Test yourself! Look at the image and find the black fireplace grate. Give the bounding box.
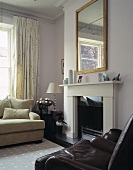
[82,126,103,136]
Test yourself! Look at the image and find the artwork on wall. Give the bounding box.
[61,59,64,74]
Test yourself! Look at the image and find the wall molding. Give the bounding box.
[56,0,79,10]
[0,1,78,24]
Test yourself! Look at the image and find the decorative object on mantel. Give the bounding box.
[63,78,68,84]
[36,98,54,114]
[68,70,73,84]
[112,73,120,81]
[73,70,77,83]
[78,75,83,83]
[46,82,62,111]
[98,73,103,82]
[103,73,110,81]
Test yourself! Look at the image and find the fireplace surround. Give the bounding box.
[61,81,123,138]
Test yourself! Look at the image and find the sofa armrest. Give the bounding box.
[29,112,40,120]
[90,137,116,153]
[103,129,122,143]
[45,156,102,170]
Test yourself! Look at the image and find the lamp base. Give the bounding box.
[53,94,56,111]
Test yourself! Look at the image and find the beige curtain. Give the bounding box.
[11,16,40,104]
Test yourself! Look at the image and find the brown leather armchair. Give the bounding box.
[35,114,133,170]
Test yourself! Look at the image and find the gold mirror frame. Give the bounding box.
[76,0,107,74]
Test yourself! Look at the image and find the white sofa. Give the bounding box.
[0,96,45,147]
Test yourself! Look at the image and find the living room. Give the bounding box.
[0,0,133,169]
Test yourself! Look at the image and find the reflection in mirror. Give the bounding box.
[76,0,107,74]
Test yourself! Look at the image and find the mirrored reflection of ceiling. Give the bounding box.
[0,0,78,21]
[78,0,103,26]
[78,0,103,37]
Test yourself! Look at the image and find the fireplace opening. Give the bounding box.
[78,96,103,139]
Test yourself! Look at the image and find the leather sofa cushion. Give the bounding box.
[35,139,112,170]
[65,139,112,170]
[0,119,44,134]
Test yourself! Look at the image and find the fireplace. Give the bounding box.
[77,96,103,138]
[61,81,122,138]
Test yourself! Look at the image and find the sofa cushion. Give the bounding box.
[2,108,29,119]
[0,119,45,134]
[0,96,11,118]
[35,139,112,170]
[8,96,33,109]
[29,112,40,120]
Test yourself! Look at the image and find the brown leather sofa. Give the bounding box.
[35,114,133,170]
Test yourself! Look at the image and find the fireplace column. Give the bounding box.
[67,96,78,138]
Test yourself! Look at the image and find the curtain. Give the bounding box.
[11,16,40,104]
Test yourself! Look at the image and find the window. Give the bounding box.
[0,23,12,99]
[78,38,103,70]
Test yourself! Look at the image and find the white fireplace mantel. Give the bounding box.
[60,81,123,138]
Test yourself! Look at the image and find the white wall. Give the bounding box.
[39,19,64,111]
[64,0,133,130]
[54,19,64,111]
[39,21,56,101]
[108,0,133,128]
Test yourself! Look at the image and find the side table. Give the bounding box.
[39,113,53,139]
[39,111,63,140]
[50,110,63,135]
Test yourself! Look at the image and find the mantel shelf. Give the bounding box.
[59,81,123,87]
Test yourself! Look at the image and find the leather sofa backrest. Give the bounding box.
[103,129,122,143]
[108,114,133,170]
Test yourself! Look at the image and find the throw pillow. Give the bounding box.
[8,96,34,109]
[0,96,11,118]
[2,108,30,119]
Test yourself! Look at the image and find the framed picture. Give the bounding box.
[78,75,83,83]
[61,59,64,74]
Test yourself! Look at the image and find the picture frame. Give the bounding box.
[61,59,64,74]
[78,75,83,83]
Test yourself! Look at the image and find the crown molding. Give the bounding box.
[0,0,78,24]
[0,2,56,24]
[55,0,79,10]
[54,14,64,24]
[55,0,66,8]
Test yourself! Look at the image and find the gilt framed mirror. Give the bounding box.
[76,0,107,74]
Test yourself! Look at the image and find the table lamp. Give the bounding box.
[46,82,62,111]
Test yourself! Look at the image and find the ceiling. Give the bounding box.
[0,0,78,21]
